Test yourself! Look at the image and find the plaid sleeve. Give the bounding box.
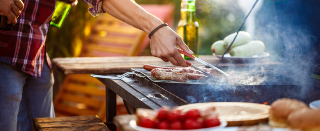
[82,0,105,16]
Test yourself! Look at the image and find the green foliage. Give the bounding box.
[136,0,245,55]
[196,1,245,55]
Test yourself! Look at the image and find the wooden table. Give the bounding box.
[52,55,281,131]
[52,55,280,75]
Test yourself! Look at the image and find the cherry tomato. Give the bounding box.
[167,111,179,122]
[195,118,204,129]
[185,109,201,119]
[204,117,221,127]
[178,111,187,121]
[140,118,156,128]
[171,109,186,121]
[184,118,195,129]
[156,121,169,129]
[184,118,203,129]
[157,107,170,120]
[170,120,183,130]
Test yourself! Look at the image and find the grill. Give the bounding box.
[93,66,320,130]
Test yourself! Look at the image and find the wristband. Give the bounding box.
[148,23,168,39]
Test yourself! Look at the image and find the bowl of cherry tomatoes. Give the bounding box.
[131,106,227,131]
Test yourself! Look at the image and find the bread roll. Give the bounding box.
[288,108,320,131]
[229,41,265,57]
[269,98,308,128]
[211,40,226,55]
[223,31,251,49]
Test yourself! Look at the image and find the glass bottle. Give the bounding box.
[0,16,13,31]
[184,0,199,59]
[177,0,188,41]
[178,0,199,59]
[50,0,71,28]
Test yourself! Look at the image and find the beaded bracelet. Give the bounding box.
[148,23,168,39]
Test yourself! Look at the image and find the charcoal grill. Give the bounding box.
[93,66,320,131]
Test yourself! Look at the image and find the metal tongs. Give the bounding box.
[178,49,229,77]
[183,61,216,79]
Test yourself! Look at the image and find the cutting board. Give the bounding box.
[176,102,270,126]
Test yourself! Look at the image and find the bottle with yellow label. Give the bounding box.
[177,0,199,59]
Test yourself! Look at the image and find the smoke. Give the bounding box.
[220,0,316,92]
[237,0,263,39]
[183,0,318,103]
[273,27,315,87]
[253,1,316,95]
[186,96,197,103]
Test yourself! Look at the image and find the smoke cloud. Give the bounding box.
[183,0,319,104]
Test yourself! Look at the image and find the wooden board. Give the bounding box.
[176,102,270,126]
[34,115,110,131]
[52,55,281,75]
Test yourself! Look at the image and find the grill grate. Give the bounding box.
[129,68,320,105]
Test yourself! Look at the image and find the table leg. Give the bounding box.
[105,87,117,131]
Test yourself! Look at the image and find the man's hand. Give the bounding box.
[150,26,194,67]
[100,0,193,67]
[0,0,24,24]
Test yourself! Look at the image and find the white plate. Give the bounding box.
[129,119,227,131]
[215,52,269,61]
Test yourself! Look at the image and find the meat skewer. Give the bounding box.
[143,64,174,71]
[146,64,211,81]
[151,68,189,82]
[144,64,239,84]
[145,64,222,76]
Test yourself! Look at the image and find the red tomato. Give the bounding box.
[170,120,183,130]
[167,111,179,122]
[170,109,186,121]
[185,109,201,119]
[156,121,169,129]
[195,118,204,129]
[204,117,221,127]
[140,118,156,128]
[184,118,195,129]
[157,107,170,120]
[178,111,187,121]
[154,119,160,125]
[184,118,203,129]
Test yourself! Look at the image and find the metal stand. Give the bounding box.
[123,100,136,114]
[93,73,188,131]
[104,88,117,131]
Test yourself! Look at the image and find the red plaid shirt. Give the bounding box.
[0,0,103,78]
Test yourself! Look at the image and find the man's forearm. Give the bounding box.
[101,0,193,67]
[102,0,163,34]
